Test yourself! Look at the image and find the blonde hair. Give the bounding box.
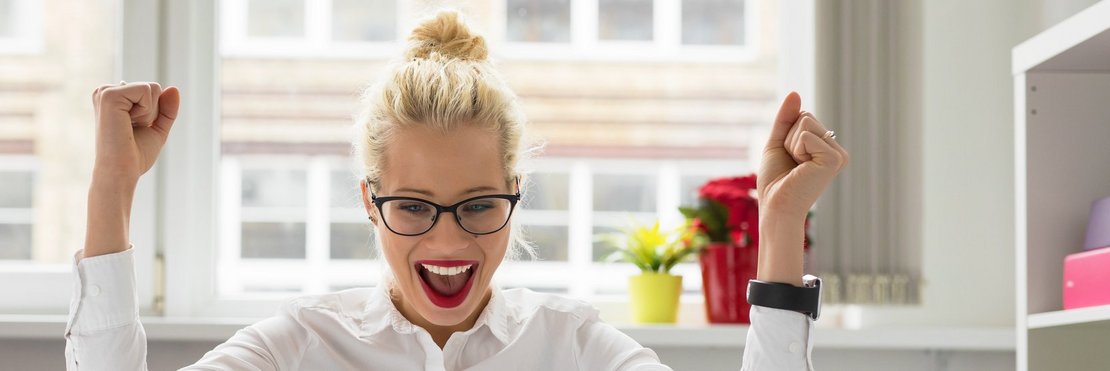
[351,9,541,261]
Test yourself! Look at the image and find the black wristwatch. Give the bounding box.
[746,274,822,320]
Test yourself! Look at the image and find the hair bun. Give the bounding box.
[406,10,488,61]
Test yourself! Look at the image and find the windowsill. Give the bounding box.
[0,314,1014,351]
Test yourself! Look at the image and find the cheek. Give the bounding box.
[378,234,414,277]
[479,229,511,268]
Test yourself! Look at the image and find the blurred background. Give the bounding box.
[1,0,1107,370]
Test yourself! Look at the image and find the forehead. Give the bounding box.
[379,125,507,197]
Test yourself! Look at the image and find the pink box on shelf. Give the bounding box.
[1063,246,1110,310]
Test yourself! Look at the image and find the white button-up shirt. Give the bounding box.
[64,246,815,370]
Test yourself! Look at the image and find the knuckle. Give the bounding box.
[92,85,111,101]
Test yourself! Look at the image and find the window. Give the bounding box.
[682,0,746,45]
[0,0,42,54]
[505,0,571,43]
[598,0,653,41]
[502,159,744,298]
[221,0,402,57]
[332,0,397,42]
[246,0,305,38]
[157,0,786,318]
[0,0,118,313]
[218,155,383,296]
[0,163,35,260]
[499,0,755,61]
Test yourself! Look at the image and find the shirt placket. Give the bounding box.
[416,330,447,371]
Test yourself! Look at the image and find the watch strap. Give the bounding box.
[746,276,821,320]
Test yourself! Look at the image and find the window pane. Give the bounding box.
[682,0,745,45]
[0,0,114,265]
[248,0,304,38]
[241,168,306,207]
[0,0,14,37]
[241,222,306,258]
[521,172,568,210]
[331,170,361,208]
[0,224,31,259]
[522,225,568,261]
[221,0,373,296]
[506,0,570,43]
[679,174,713,209]
[330,222,373,259]
[0,170,33,207]
[593,174,656,212]
[598,0,653,41]
[592,225,620,262]
[332,0,396,41]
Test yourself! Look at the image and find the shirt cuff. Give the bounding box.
[66,244,140,335]
[744,305,816,371]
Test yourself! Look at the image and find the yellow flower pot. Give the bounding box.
[629,272,683,324]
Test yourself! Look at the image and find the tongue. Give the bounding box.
[422,268,472,296]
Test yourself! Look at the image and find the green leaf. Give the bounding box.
[678,206,699,220]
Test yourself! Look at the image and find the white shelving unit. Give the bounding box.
[1014,1,1110,370]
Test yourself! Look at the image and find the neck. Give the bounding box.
[389,282,493,349]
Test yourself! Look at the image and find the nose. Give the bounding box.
[423,211,471,252]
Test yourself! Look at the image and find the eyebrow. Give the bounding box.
[394,185,502,198]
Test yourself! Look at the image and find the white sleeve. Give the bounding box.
[64,245,148,371]
[740,305,816,371]
[64,246,310,371]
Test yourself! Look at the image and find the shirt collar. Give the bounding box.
[359,279,513,345]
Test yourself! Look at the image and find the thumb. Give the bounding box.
[152,86,180,135]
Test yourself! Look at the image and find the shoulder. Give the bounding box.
[278,287,377,324]
[499,287,601,323]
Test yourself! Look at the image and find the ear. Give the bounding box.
[360,178,379,226]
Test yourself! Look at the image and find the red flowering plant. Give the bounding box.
[678,174,813,250]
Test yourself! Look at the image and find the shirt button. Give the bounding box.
[88,285,102,297]
[788,342,802,354]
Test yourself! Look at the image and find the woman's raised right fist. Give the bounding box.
[91,81,181,185]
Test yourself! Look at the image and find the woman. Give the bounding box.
[65,10,847,371]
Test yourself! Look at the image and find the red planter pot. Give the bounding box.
[700,242,759,324]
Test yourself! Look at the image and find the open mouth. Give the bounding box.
[414,260,479,308]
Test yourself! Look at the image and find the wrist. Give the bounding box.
[90,173,138,196]
[757,210,807,286]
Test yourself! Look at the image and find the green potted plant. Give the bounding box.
[598,219,704,324]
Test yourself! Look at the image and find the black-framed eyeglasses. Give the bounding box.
[368,176,521,236]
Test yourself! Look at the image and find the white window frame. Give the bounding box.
[0,0,43,54]
[496,157,750,299]
[158,0,815,319]
[219,0,407,59]
[493,0,759,62]
[217,154,384,297]
[0,156,65,313]
[0,0,157,314]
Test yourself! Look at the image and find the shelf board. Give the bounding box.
[1012,0,1110,74]
[1028,304,1110,329]
[621,324,1014,350]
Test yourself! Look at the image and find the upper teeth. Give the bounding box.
[422,264,473,276]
